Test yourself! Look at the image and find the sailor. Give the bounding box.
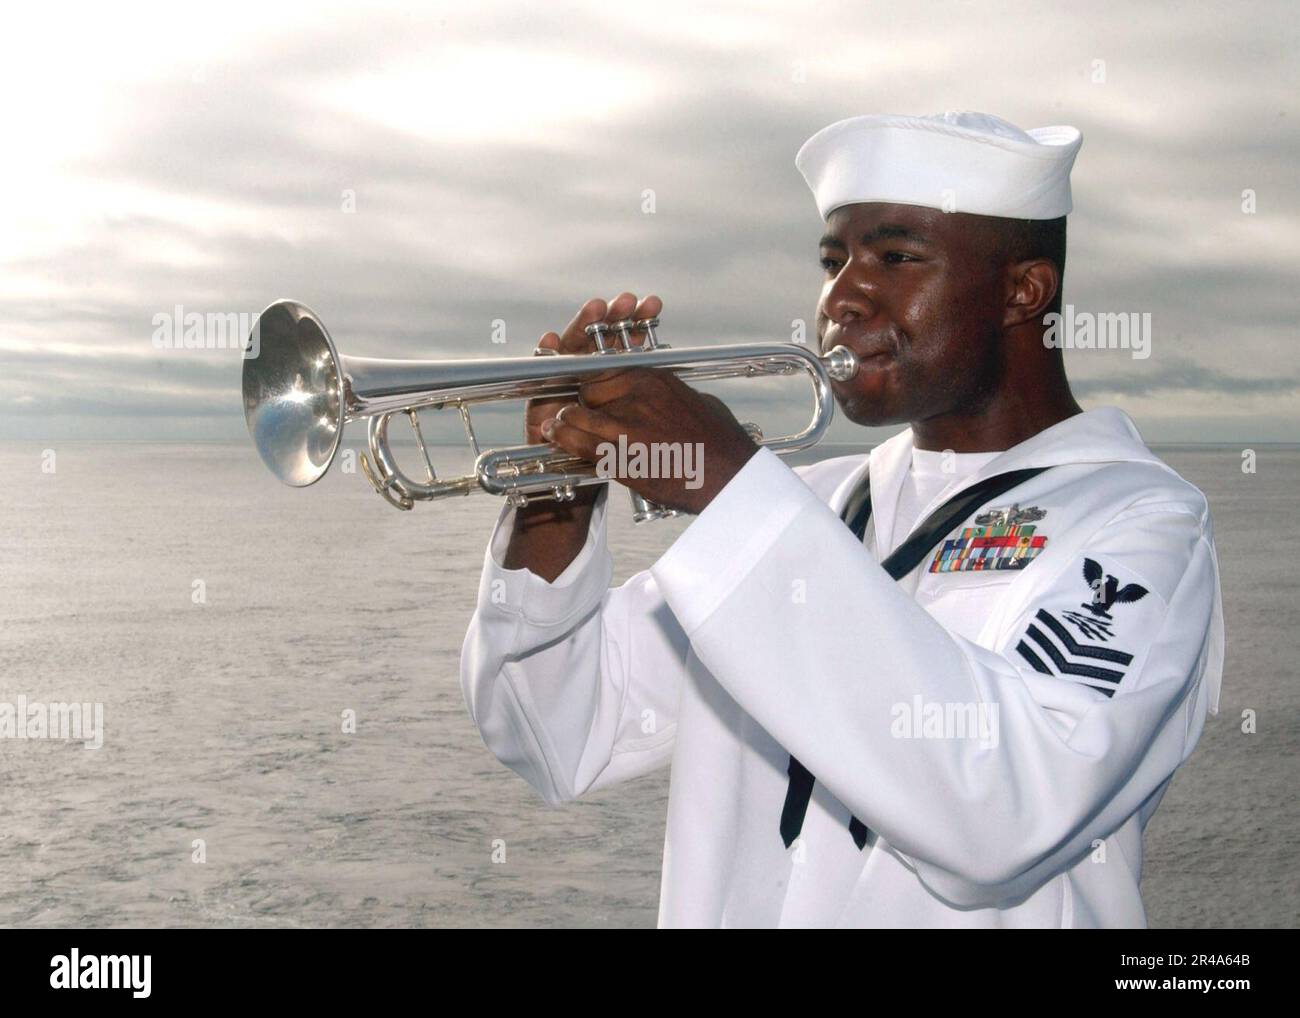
[459,111,1225,928]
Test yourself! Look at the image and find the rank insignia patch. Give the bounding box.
[929,523,1048,573]
[1012,557,1152,698]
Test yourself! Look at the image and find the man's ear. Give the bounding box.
[1003,258,1060,328]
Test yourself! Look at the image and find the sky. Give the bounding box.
[0,0,1296,448]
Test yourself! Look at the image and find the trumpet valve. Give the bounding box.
[584,321,616,353]
[611,319,638,350]
[633,316,661,350]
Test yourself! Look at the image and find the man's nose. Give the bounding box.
[822,266,878,325]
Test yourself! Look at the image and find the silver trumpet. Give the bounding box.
[241,299,859,521]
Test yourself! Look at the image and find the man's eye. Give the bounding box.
[884,251,918,264]
[819,257,842,273]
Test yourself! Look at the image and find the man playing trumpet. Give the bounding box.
[460,112,1224,928]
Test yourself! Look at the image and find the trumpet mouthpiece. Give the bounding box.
[822,345,859,382]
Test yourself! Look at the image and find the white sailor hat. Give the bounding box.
[795,111,1083,221]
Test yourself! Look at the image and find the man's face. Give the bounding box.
[816,202,1009,428]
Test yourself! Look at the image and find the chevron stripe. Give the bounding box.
[1035,610,1134,665]
[1016,640,1052,674]
[1025,624,1126,684]
[1017,635,1117,697]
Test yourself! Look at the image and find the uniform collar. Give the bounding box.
[830,407,1165,556]
[967,406,1162,474]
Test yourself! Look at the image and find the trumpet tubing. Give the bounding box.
[242,299,858,519]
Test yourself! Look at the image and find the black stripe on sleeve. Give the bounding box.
[1025,625,1127,684]
[1016,640,1053,674]
[1035,610,1134,665]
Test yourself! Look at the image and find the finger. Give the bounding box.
[547,402,622,442]
[567,291,646,383]
[540,407,618,463]
[604,291,638,327]
[630,294,663,348]
[692,389,730,411]
[558,298,609,354]
[594,291,646,352]
[577,365,656,408]
[580,360,698,406]
[534,330,561,355]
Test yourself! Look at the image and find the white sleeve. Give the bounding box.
[459,485,690,805]
[650,447,1223,907]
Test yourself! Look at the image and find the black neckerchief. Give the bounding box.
[779,464,1052,851]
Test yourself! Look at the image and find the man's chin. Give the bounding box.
[838,396,910,429]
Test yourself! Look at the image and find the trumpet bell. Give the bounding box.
[242,300,345,487]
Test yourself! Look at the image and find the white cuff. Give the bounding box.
[480,484,615,628]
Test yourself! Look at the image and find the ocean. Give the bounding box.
[0,441,1295,927]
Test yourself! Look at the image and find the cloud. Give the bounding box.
[1071,355,1299,398]
[1,0,1297,442]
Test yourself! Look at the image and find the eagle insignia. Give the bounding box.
[1080,557,1148,619]
[1013,557,1151,699]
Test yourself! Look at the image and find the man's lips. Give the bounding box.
[822,326,897,362]
[855,350,895,368]
[822,334,897,374]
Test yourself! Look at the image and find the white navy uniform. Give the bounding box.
[459,406,1225,927]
